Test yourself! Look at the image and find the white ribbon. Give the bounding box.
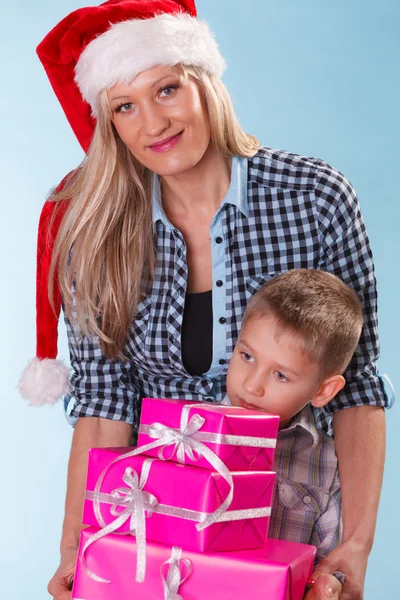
[86,489,272,523]
[148,413,206,463]
[142,412,234,530]
[82,459,157,584]
[160,547,192,600]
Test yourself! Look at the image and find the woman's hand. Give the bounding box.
[305,573,342,600]
[47,546,77,600]
[308,539,368,599]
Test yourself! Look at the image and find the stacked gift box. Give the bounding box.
[72,398,316,599]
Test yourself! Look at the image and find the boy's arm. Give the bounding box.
[311,405,386,600]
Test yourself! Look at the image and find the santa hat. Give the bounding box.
[35,0,225,152]
[18,196,70,406]
[19,0,226,406]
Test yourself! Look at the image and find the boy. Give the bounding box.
[224,269,364,597]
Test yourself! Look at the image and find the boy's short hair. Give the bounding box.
[242,269,363,378]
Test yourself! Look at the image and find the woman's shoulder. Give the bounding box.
[249,146,355,196]
[248,146,358,210]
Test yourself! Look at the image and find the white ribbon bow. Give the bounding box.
[161,547,192,600]
[148,413,206,463]
[83,459,157,583]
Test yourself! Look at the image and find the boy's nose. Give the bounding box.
[243,372,265,398]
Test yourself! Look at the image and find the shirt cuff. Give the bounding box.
[63,394,135,427]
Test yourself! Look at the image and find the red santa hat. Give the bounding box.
[35,0,225,152]
[18,0,226,405]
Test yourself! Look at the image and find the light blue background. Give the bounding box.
[1,1,398,598]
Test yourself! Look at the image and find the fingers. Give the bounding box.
[47,547,77,600]
[47,574,73,600]
[306,573,342,600]
[56,592,72,600]
[312,567,363,600]
[336,578,363,600]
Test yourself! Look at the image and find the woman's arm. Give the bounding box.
[48,416,132,599]
[61,416,133,550]
[335,406,385,553]
[307,408,385,600]
[310,162,391,599]
[312,406,385,600]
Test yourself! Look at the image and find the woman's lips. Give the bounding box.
[148,131,184,153]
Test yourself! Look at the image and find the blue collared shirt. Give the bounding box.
[152,156,249,378]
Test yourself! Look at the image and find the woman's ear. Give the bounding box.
[310,375,346,408]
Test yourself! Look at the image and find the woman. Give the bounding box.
[20,1,388,599]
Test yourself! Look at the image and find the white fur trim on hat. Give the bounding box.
[18,357,70,406]
[75,13,226,116]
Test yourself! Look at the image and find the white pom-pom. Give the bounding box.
[18,357,70,406]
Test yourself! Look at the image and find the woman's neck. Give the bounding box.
[160,144,232,220]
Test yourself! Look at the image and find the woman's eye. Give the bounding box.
[274,371,288,382]
[240,352,255,363]
[114,102,135,114]
[159,85,178,98]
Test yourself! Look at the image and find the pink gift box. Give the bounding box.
[72,527,316,600]
[83,447,275,552]
[137,397,280,471]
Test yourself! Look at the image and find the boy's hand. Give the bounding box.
[305,573,342,600]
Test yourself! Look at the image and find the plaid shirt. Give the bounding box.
[65,147,390,435]
[269,404,341,565]
[221,397,340,565]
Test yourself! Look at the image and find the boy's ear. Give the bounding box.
[310,375,346,408]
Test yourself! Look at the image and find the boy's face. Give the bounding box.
[226,315,322,429]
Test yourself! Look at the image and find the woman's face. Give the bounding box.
[107,65,211,176]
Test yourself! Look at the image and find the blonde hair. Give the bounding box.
[242,269,363,378]
[49,65,261,358]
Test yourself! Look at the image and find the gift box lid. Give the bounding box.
[140,397,280,466]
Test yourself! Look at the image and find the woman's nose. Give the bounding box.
[140,103,170,138]
[243,371,265,398]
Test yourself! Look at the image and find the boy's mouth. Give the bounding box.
[238,397,260,411]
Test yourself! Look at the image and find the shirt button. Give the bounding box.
[219,317,226,324]
[219,359,226,365]
[303,495,311,505]
[216,280,223,287]
[216,237,223,244]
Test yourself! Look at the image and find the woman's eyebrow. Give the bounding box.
[150,74,178,87]
[109,95,132,103]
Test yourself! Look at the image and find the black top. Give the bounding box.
[181,290,213,376]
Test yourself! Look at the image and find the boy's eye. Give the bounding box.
[240,352,255,363]
[274,371,288,382]
[114,102,135,114]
